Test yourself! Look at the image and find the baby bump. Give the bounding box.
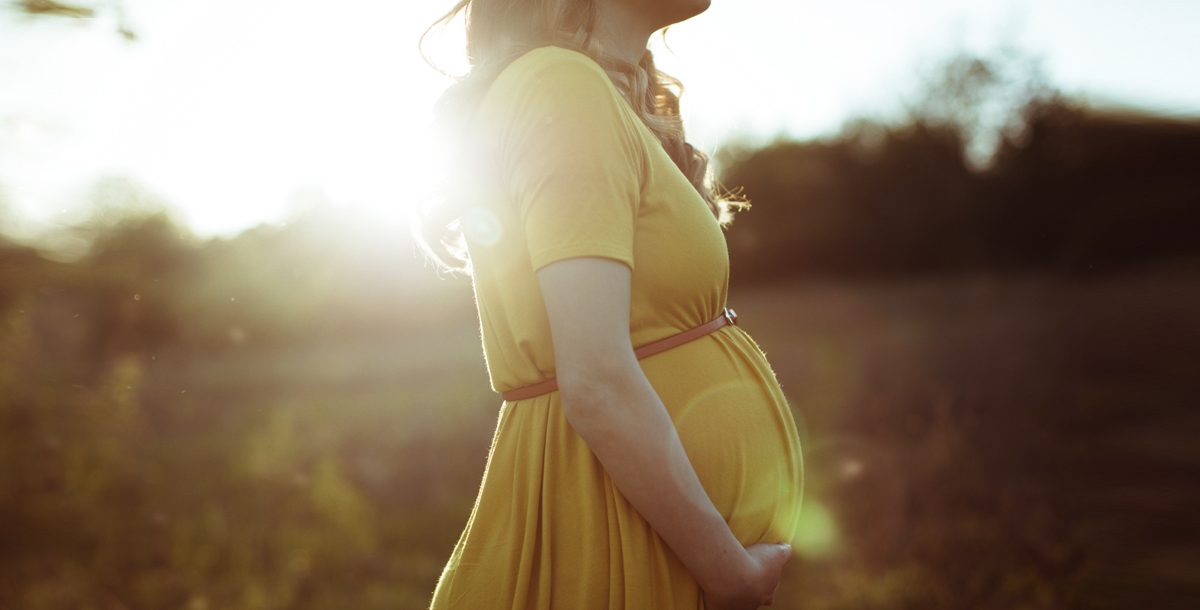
[641,328,805,547]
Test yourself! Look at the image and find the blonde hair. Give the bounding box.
[413,0,749,274]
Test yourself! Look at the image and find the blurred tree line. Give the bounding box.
[717,52,1200,283]
[3,51,1197,363]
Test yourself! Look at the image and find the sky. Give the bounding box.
[1,0,1197,243]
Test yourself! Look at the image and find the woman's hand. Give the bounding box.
[703,543,793,610]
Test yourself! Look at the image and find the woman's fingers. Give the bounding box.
[763,543,791,605]
[764,578,782,605]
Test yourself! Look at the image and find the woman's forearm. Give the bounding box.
[558,358,750,595]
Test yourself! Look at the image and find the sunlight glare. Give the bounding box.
[792,500,838,557]
[0,1,470,240]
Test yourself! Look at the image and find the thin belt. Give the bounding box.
[501,306,740,402]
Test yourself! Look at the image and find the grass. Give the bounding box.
[6,263,1194,609]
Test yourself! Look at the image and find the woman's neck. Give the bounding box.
[592,2,653,66]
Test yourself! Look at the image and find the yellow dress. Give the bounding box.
[429,45,804,609]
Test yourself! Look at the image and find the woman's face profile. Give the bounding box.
[621,0,712,31]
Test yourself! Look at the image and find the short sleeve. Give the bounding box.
[498,50,646,273]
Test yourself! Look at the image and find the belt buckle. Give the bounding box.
[723,307,738,325]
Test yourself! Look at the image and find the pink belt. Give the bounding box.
[501,307,739,402]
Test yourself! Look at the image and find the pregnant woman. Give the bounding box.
[416,1,805,608]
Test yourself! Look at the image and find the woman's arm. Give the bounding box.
[535,257,790,608]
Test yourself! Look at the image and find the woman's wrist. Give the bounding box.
[689,521,753,600]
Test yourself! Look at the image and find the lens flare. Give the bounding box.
[461,205,503,246]
[791,500,837,557]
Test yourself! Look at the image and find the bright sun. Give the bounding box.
[0,1,471,240]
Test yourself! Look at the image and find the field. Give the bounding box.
[4,263,1195,609]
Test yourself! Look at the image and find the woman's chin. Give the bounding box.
[654,0,713,29]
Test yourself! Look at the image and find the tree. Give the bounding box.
[904,47,1059,170]
[10,0,137,41]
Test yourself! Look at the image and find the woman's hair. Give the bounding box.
[412,0,750,275]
